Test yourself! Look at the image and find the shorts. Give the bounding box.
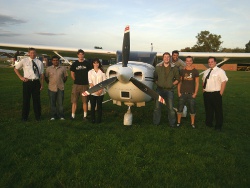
[71,84,89,103]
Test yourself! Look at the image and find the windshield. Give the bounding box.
[116,51,157,65]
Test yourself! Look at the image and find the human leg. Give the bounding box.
[81,85,89,118]
[71,84,79,118]
[96,95,104,123]
[203,92,214,127]
[166,91,176,127]
[177,94,185,126]
[153,89,163,125]
[32,80,41,120]
[48,89,57,118]
[189,95,196,127]
[22,82,31,120]
[89,95,96,123]
[56,89,64,118]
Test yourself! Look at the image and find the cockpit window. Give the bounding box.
[116,51,157,65]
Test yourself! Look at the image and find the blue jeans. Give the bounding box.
[48,89,64,118]
[153,89,176,126]
[177,94,196,115]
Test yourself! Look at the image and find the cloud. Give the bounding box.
[35,32,66,36]
[0,14,26,26]
[0,29,22,37]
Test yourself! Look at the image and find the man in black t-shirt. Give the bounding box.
[70,49,91,120]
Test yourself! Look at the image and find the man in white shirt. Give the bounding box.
[14,48,44,121]
[202,56,228,131]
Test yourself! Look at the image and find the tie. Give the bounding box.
[32,60,40,78]
[203,68,212,89]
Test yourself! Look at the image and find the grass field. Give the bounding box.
[0,66,249,187]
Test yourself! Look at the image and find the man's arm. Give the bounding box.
[14,68,27,82]
[177,78,182,97]
[44,69,49,83]
[173,68,180,85]
[71,71,75,81]
[193,76,199,98]
[220,81,227,95]
[40,73,44,90]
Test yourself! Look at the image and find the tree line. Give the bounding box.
[180,30,250,53]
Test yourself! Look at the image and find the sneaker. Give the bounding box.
[60,117,65,120]
[50,117,55,121]
[83,117,88,121]
[191,124,195,128]
[70,116,75,120]
[177,123,180,127]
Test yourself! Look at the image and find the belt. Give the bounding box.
[157,86,171,90]
[28,79,39,81]
[204,91,219,93]
[182,92,193,94]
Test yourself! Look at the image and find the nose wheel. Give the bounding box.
[124,106,133,126]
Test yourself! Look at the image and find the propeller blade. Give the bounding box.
[130,77,165,104]
[82,77,118,96]
[122,25,130,67]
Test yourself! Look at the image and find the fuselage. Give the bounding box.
[106,61,155,107]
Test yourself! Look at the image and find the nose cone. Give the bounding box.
[117,67,133,83]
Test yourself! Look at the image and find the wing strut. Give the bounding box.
[53,51,72,65]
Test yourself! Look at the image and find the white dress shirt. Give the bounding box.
[15,57,44,79]
[202,66,228,92]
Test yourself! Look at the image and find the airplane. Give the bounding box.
[1,26,250,125]
[82,25,166,125]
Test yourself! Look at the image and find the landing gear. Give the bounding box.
[124,106,133,126]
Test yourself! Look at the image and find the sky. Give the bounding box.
[0,0,249,53]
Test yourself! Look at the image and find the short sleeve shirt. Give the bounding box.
[70,60,91,85]
[15,57,44,79]
[180,68,199,93]
[45,65,68,92]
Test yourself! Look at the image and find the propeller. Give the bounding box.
[122,25,130,67]
[130,77,165,104]
[82,25,165,104]
[82,77,117,96]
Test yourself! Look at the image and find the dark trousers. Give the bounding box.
[48,89,64,118]
[203,91,223,129]
[89,95,104,123]
[22,80,41,120]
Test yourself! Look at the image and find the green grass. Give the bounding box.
[0,67,249,187]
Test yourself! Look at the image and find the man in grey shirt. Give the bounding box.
[157,50,186,69]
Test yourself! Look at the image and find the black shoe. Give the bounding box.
[83,117,88,121]
[70,116,75,120]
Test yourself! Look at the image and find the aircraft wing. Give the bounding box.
[157,52,250,58]
[0,43,116,59]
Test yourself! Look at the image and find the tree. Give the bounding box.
[180,47,192,52]
[192,30,223,52]
[245,40,250,52]
[221,47,245,53]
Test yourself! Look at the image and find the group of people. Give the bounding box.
[14,48,106,124]
[153,50,228,131]
[14,48,228,130]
